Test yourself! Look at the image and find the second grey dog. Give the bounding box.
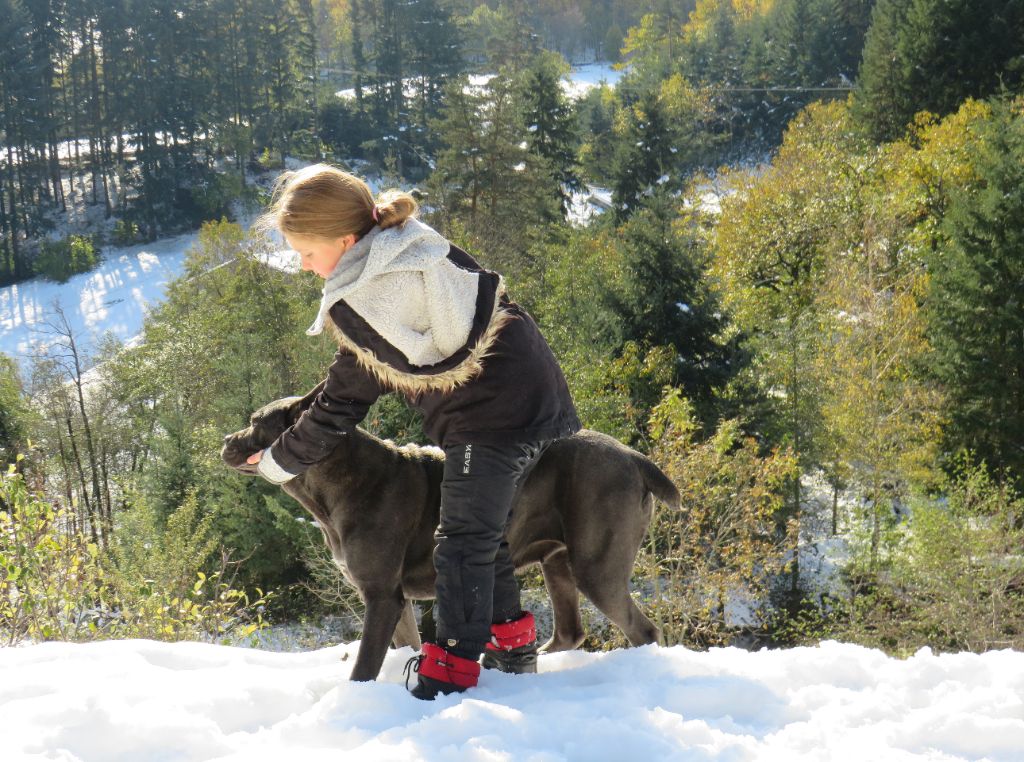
[221,387,681,682]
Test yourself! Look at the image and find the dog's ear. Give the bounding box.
[296,380,326,413]
[283,380,325,425]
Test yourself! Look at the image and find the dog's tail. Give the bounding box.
[634,453,682,511]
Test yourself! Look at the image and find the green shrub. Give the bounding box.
[835,458,1024,654]
[33,235,100,282]
[0,463,269,645]
[636,387,799,648]
[0,458,107,644]
[191,173,258,222]
[111,219,141,246]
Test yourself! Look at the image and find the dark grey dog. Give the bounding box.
[221,388,681,682]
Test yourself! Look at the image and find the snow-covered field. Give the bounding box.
[2,639,1022,761]
[0,234,197,370]
[336,62,624,101]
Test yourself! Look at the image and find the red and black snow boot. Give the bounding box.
[481,611,538,674]
[406,642,481,700]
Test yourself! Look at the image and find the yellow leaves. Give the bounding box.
[732,0,774,20]
[621,13,680,59]
[658,74,714,126]
[714,102,863,323]
[648,387,699,444]
[685,0,774,43]
[641,395,798,646]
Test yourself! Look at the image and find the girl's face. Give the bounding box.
[286,232,357,278]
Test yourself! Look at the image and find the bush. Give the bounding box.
[636,387,798,648]
[835,458,1024,654]
[0,463,269,645]
[0,458,107,643]
[111,219,141,247]
[33,235,100,283]
[191,172,258,222]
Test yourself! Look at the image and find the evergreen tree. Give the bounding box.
[0,0,37,280]
[610,88,674,219]
[462,2,537,69]
[575,83,617,185]
[429,70,558,249]
[407,0,464,136]
[924,99,1024,482]
[0,353,30,464]
[852,0,911,141]
[856,0,1024,141]
[616,197,732,423]
[518,52,581,217]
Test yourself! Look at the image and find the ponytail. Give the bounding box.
[374,189,419,230]
[256,163,419,241]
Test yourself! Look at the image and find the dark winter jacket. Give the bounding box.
[258,218,580,484]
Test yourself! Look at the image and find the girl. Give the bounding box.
[246,164,580,699]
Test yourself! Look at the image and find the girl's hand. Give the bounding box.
[246,450,264,465]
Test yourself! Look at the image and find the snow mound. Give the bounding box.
[2,639,1022,761]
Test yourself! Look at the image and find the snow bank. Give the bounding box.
[1,639,1022,761]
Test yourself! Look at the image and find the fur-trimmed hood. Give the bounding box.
[307,218,510,396]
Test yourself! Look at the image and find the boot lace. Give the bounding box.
[403,653,423,690]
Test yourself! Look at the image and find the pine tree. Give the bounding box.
[617,197,732,423]
[518,52,581,217]
[856,0,1024,141]
[924,99,1024,482]
[407,0,463,132]
[429,70,558,253]
[0,0,38,280]
[610,88,675,220]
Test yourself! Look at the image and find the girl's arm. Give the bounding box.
[256,349,382,484]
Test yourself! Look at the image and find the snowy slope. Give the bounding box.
[0,234,197,370]
[2,639,1022,761]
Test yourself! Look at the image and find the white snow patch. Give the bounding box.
[1,639,1022,761]
[0,234,196,368]
[561,62,626,100]
[335,65,622,103]
[566,185,613,227]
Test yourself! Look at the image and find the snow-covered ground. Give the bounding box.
[0,234,197,370]
[561,61,624,99]
[335,62,624,101]
[2,639,1022,761]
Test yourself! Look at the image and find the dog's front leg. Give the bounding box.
[349,588,407,681]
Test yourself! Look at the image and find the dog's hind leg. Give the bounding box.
[574,562,661,648]
[392,599,421,650]
[349,587,406,681]
[539,547,585,652]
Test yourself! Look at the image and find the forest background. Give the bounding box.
[2,0,1024,657]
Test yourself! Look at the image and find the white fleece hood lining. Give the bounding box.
[307,219,481,368]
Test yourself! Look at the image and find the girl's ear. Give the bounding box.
[337,233,358,252]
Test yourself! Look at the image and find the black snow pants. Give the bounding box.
[433,439,550,659]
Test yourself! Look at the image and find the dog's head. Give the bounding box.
[220,396,305,475]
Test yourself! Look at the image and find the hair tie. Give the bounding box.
[371,205,381,223]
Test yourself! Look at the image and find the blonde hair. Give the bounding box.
[257,163,418,241]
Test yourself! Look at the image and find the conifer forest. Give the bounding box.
[2,0,1024,655]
